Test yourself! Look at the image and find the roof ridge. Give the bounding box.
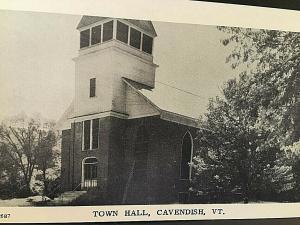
[122,77,153,90]
[122,77,161,111]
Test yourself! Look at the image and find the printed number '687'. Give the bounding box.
[0,213,11,219]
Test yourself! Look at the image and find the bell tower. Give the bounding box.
[73,16,158,118]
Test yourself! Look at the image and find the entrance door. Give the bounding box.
[82,157,98,188]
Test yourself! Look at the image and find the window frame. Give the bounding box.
[142,33,153,54]
[92,118,100,149]
[83,120,91,151]
[116,21,129,44]
[81,157,98,188]
[129,27,142,50]
[82,119,100,151]
[91,24,102,45]
[89,78,96,98]
[80,29,90,49]
[180,131,194,180]
[84,160,98,180]
[102,20,114,42]
[79,19,154,55]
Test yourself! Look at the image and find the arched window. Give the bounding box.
[180,131,193,180]
[82,157,98,188]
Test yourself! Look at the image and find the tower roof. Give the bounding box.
[77,16,157,37]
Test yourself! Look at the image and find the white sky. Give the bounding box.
[0,10,238,122]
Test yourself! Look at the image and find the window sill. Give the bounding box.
[79,39,114,51]
[115,39,153,56]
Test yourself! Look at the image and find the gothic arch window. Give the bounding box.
[82,157,98,188]
[180,131,193,180]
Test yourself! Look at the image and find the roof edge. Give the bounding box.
[122,77,161,111]
[160,110,201,128]
[123,78,201,128]
[77,16,157,37]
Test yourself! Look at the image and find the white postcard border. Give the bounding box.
[1,203,300,223]
[0,0,300,223]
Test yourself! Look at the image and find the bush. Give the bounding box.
[45,177,62,199]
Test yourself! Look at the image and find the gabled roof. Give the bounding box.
[126,19,157,37]
[56,78,206,130]
[123,78,206,128]
[77,16,157,37]
[76,16,107,29]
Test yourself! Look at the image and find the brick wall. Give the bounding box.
[120,116,198,204]
[61,129,71,191]
[61,115,198,204]
[106,117,127,204]
[61,117,112,194]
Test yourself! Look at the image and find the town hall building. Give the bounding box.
[58,16,203,205]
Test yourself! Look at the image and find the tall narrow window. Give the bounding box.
[142,34,153,54]
[91,25,101,45]
[80,29,90,48]
[90,78,96,97]
[116,21,129,44]
[103,21,113,42]
[83,119,100,150]
[130,27,141,49]
[83,120,91,150]
[92,119,99,149]
[180,132,193,180]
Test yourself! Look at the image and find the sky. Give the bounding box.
[0,9,238,122]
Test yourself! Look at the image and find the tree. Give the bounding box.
[35,127,60,196]
[0,143,22,198]
[192,27,300,202]
[219,27,300,198]
[0,117,59,196]
[218,27,300,141]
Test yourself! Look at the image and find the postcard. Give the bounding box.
[0,0,300,223]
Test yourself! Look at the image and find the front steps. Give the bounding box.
[51,191,87,205]
[49,189,106,205]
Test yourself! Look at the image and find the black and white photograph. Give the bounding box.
[0,6,300,211]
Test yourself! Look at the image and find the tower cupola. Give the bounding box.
[77,16,156,55]
[73,16,158,118]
